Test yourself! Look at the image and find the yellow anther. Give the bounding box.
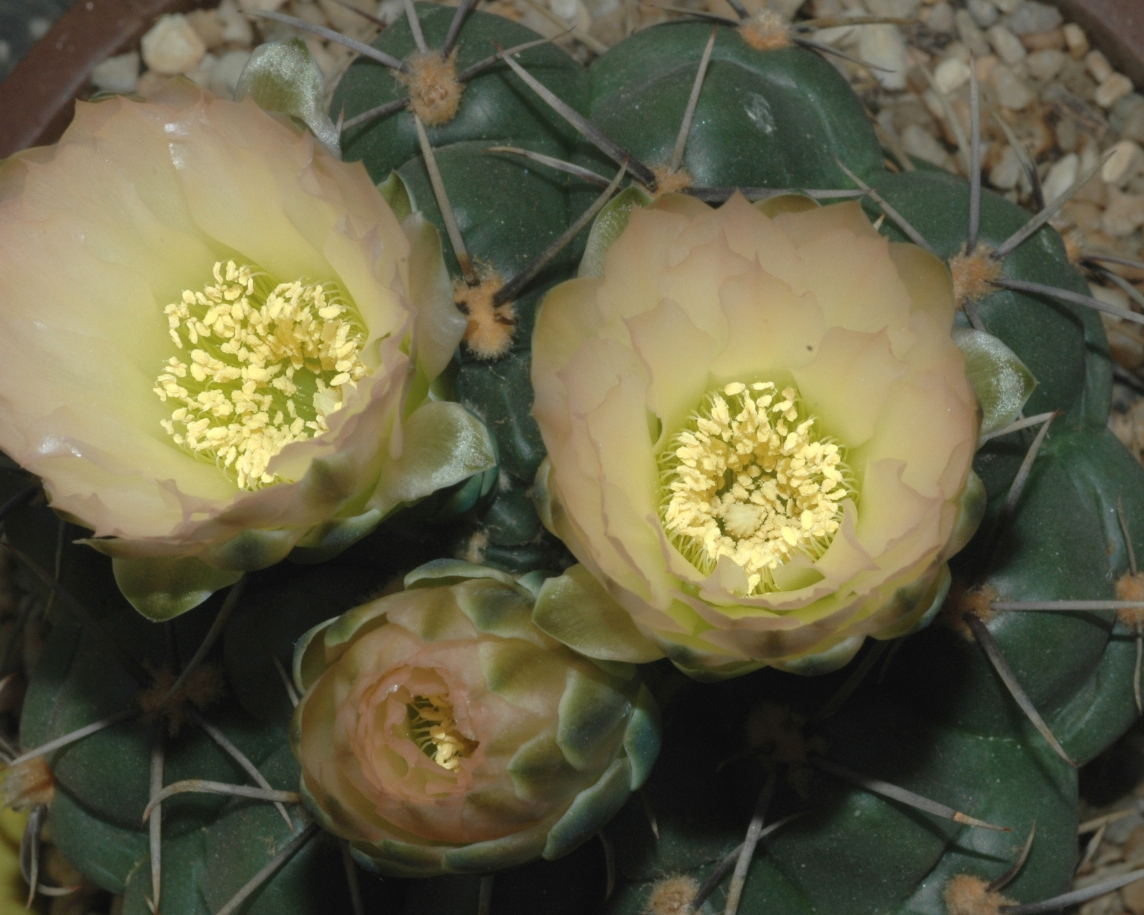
[658,380,855,593]
[406,693,479,771]
[154,260,367,490]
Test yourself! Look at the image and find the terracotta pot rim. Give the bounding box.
[0,0,1141,159]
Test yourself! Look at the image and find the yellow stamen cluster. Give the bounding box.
[154,260,367,490]
[407,693,479,771]
[659,381,853,593]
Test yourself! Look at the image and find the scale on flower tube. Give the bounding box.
[658,381,856,594]
[153,260,368,490]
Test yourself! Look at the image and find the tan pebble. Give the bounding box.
[955,9,991,56]
[134,70,167,98]
[1021,27,1065,51]
[141,14,206,75]
[1063,21,1088,57]
[1102,187,1144,237]
[217,0,255,45]
[990,62,1033,109]
[237,0,288,11]
[1124,825,1144,866]
[1086,49,1114,83]
[1025,47,1064,80]
[1103,140,1144,187]
[317,0,378,34]
[901,123,951,168]
[210,49,253,98]
[1091,282,1131,314]
[988,145,1022,189]
[90,50,140,94]
[974,53,999,84]
[185,9,224,49]
[1006,0,1061,35]
[925,2,955,33]
[187,51,219,91]
[993,0,1020,13]
[288,1,330,28]
[1108,326,1144,372]
[1062,200,1104,234]
[934,57,971,93]
[1042,152,1079,202]
[1056,115,1080,153]
[1124,876,1144,915]
[1096,73,1135,109]
[987,23,1025,64]
[859,25,909,90]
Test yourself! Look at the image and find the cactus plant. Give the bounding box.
[3,4,1144,915]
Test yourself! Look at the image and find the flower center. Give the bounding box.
[658,381,854,593]
[406,693,479,772]
[153,260,368,490]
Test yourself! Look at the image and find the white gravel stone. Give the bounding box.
[1042,152,1079,203]
[1063,22,1088,58]
[987,23,1026,65]
[955,10,991,56]
[1086,49,1114,84]
[141,14,206,76]
[1025,48,1065,81]
[210,49,253,98]
[989,145,1024,189]
[90,51,140,94]
[1102,140,1144,187]
[1096,73,1135,109]
[859,25,909,91]
[237,0,288,11]
[990,0,1020,13]
[185,9,224,49]
[924,1,954,33]
[1007,0,1062,35]
[217,0,255,46]
[933,57,971,94]
[1103,187,1144,237]
[991,62,1034,109]
[967,0,998,28]
[901,124,950,167]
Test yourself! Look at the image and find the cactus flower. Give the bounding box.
[290,561,660,876]
[0,82,494,619]
[531,194,982,679]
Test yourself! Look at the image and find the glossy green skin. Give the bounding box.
[335,4,589,182]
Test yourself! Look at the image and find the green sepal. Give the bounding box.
[235,38,340,157]
[942,470,987,561]
[768,635,865,676]
[556,667,632,772]
[111,554,242,621]
[622,684,662,790]
[533,564,665,663]
[372,401,497,515]
[404,558,521,591]
[870,562,952,642]
[578,186,654,279]
[205,528,296,572]
[439,819,553,874]
[543,757,633,860]
[952,327,1037,437]
[379,171,414,222]
[289,509,384,564]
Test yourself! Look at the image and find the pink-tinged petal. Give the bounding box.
[792,327,907,450]
[626,299,719,443]
[710,265,825,383]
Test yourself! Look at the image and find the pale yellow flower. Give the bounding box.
[531,194,981,678]
[0,82,489,618]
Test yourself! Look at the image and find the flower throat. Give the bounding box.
[153,260,368,490]
[658,381,854,594]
